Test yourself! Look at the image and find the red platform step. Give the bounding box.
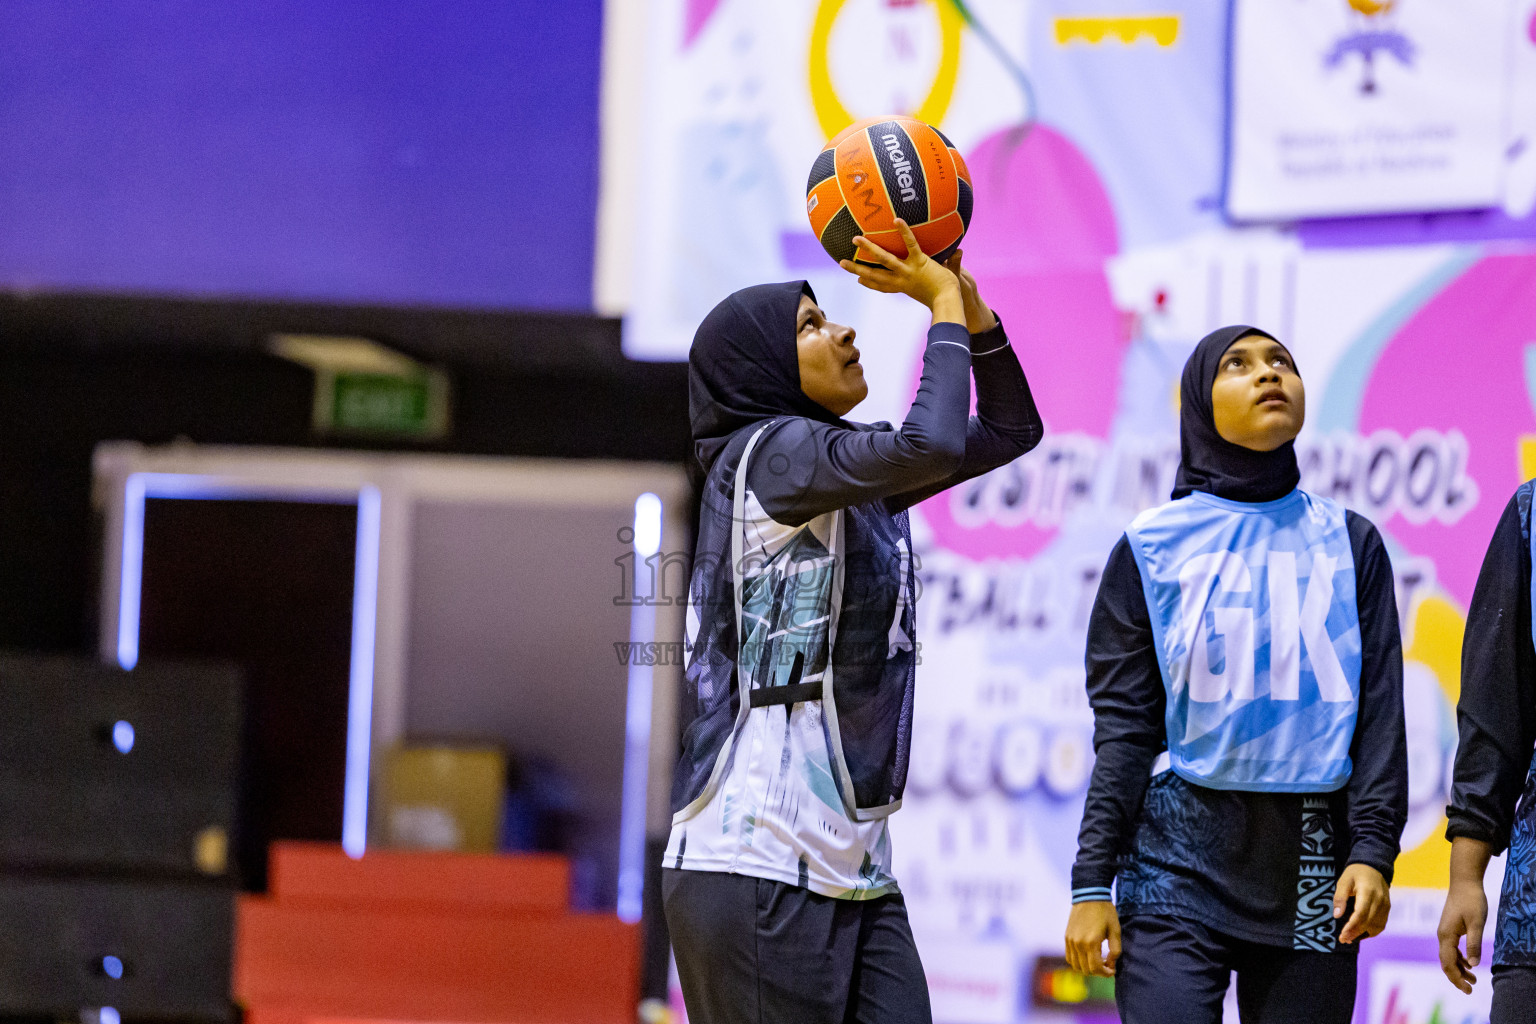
[236,843,639,1024]
[266,842,571,913]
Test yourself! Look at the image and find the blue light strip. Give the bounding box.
[343,485,382,859]
[115,471,380,858]
[616,492,662,923]
[116,474,148,670]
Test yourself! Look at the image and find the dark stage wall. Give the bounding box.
[0,291,690,654]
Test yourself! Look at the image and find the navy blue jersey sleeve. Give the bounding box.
[1343,510,1409,881]
[1447,485,1536,853]
[1071,536,1167,895]
[883,320,1043,515]
[748,320,1041,526]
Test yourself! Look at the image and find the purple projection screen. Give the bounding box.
[0,1,601,312]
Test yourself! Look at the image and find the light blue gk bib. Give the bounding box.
[1125,490,1362,792]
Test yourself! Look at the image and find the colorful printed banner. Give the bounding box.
[619,1,1536,1020]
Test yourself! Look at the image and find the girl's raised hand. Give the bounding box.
[944,249,998,335]
[839,220,960,312]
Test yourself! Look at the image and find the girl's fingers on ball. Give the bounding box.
[854,239,901,270]
[847,262,897,290]
[894,219,924,258]
[857,261,908,289]
[850,267,896,292]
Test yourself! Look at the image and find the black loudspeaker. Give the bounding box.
[0,655,242,877]
[0,875,233,1020]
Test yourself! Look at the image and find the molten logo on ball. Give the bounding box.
[880,133,920,203]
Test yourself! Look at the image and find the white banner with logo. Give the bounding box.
[1226,0,1522,221]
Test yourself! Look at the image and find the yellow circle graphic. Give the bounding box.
[808,0,965,140]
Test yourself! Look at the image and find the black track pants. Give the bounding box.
[1492,964,1536,1024]
[663,868,933,1024]
[1115,914,1359,1024]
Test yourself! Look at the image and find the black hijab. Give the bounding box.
[1171,325,1301,503]
[688,280,849,480]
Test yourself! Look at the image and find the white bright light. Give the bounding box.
[633,492,662,557]
[111,721,134,755]
[618,491,663,923]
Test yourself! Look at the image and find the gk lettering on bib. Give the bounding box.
[1125,490,1362,791]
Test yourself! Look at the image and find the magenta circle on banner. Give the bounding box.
[913,123,1122,560]
[1355,253,1536,608]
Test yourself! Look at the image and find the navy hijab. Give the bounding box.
[688,280,849,481]
[1171,325,1301,503]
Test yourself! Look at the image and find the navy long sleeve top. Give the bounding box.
[745,320,1042,522]
[1446,483,1536,853]
[1071,510,1409,946]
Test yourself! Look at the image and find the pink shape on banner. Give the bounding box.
[916,124,1123,561]
[1528,7,1536,46]
[960,126,1119,277]
[1356,253,1536,607]
[684,0,722,48]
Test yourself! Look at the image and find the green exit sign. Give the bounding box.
[268,334,452,440]
[331,372,438,435]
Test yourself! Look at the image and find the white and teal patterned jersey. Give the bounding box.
[1124,489,1362,792]
[663,485,899,900]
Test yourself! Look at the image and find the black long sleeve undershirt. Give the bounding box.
[1446,485,1536,854]
[746,320,1043,526]
[1343,511,1411,877]
[1071,510,1409,893]
[1071,536,1164,893]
